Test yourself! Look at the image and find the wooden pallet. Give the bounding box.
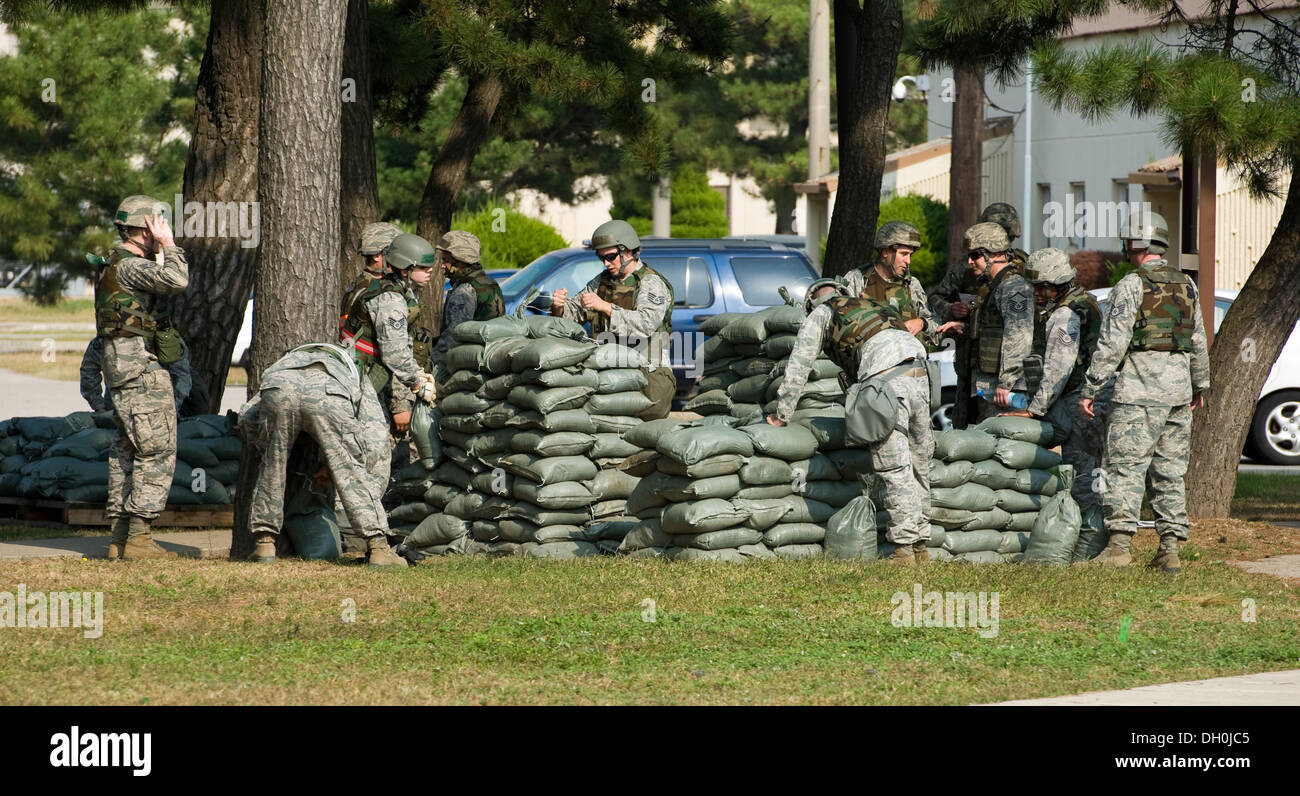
[0,497,233,528]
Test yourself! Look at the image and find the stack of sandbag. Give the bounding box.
[0,412,239,506]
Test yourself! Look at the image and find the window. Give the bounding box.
[1068,181,1086,251]
[641,255,713,308]
[1111,179,1132,239]
[731,255,816,307]
[1036,183,1051,249]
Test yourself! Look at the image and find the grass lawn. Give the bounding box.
[0,297,95,324]
[1232,472,1300,522]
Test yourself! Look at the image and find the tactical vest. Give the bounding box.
[970,262,1026,374]
[1129,261,1196,353]
[338,270,384,329]
[1031,286,1102,396]
[861,267,917,320]
[339,276,425,394]
[822,296,908,383]
[452,268,506,321]
[591,263,674,337]
[94,246,157,341]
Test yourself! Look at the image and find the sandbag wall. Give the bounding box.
[0,412,240,506]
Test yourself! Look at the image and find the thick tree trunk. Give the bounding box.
[947,61,983,261]
[415,73,504,337]
[159,0,263,412]
[339,0,379,299]
[232,0,348,559]
[823,0,903,278]
[773,188,796,234]
[1187,168,1300,517]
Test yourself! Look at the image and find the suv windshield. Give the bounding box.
[501,252,572,301]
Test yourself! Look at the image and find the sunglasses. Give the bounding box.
[599,250,622,263]
[967,251,984,261]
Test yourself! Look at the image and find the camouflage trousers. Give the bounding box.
[107,366,177,523]
[1100,401,1192,540]
[248,368,390,539]
[865,373,934,545]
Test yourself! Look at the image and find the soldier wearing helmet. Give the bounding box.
[340,222,403,322]
[551,219,676,419]
[1078,210,1209,573]
[928,202,1028,325]
[431,229,504,383]
[768,278,935,565]
[95,195,190,560]
[841,221,939,344]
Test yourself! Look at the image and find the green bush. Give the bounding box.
[1107,259,1136,286]
[450,207,569,271]
[19,266,69,307]
[671,167,728,238]
[875,194,948,286]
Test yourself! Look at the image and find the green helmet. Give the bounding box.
[115,194,165,230]
[804,278,850,314]
[1124,210,1170,254]
[590,219,641,253]
[384,233,437,271]
[979,202,1021,240]
[874,221,922,251]
[963,222,1011,254]
[1027,248,1075,285]
[358,222,403,256]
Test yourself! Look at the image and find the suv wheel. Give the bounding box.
[931,388,955,431]
[1249,390,1300,465]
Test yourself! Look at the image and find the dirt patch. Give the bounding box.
[1181,517,1300,562]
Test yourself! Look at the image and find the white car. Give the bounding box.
[232,297,253,368]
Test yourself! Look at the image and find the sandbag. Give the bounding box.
[409,403,442,469]
[763,334,798,360]
[525,541,600,559]
[424,483,463,508]
[927,525,947,548]
[589,343,649,370]
[942,529,1004,554]
[619,517,670,551]
[62,484,108,503]
[590,433,641,459]
[433,461,473,490]
[595,368,648,394]
[718,313,769,344]
[675,527,763,550]
[625,473,670,514]
[166,484,203,505]
[283,504,342,560]
[975,415,1062,446]
[619,449,659,476]
[176,414,231,439]
[727,374,772,404]
[0,437,21,456]
[590,415,642,434]
[507,385,594,413]
[792,454,840,482]
[736,484,794,500]
[1,454,26,474]
[699,313,747,335]
[697,372,739,392]
[441,391,492,415]
[43,428,116,461]
[994,489,1045,513]
[407,513,470,547]
[482,373,521,400]
[513,480,594,509]
[444,492,487,519]
[796,415,845,451]
[512,408,598,434]
[931,482,999,512]
[929,459,975,489]
[510,431,595,458]
[929,506,976,530]
[737,543,779,561]
[800,480,861,508]
[657,425,754,465]
[388,502,433,523]
[207,460,239,485]
[968,459,1021,490]
[661,499,749,534]
[482,337,531,373]
[741,423,819,461]
[27,457,109,496]
[519,367,598,389]
[443,370,486,394]
[446,343,486,372]
[586,391,654,416]
[1024,467,1082,566]
[585,469,640,501]
[587,517,639,542]
[731,358,778,377]
[533,524,591,544]
[463,429,516,457]
[453,315,528,343]
[1005,512,1039,532]
[763,523,826,547]
[827,448,874,481]
[959,507,1013,531]
[997,531,1031,554]
[441,413,484,434]
[1014,468,1062,496]
[772,358,842,381]
[824,495,877,560]
[734,498,793,530]
[660,473,742,502]
[503,454,597,485]
[738,457,793,486]
[524,314,588,340]
[473,496,514,520]
[671,547,747,563]
[498,518,540,543]
[510,338,595,372]
[1073,504,1107,562]
[993,438,1062,470]
[771,544,823,560]
[657,454,745,479]
[208,436,242,460]
[932,429,998,462]
[685,390,732,414]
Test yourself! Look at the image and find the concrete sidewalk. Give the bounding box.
[995,669,1300,706]
[0,367,248,420]
[0,529,231,560]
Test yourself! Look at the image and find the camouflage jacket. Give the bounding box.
[95,242,189,388]
[557,262,674,369]
[843,265,937,341]
[432,269,505,365]
[969,264,1035,396]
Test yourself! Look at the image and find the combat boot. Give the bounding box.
[121,517,177,560]
[367,535,408,568]
[106,517,129,560]
[250,532,277,564]
[1147,534,1181,574]
[884,545,915,566]
[912,541,930,563]
[1090,533,1132,569]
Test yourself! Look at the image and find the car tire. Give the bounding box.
[1249,390,1300,466]
[932,387,955,432]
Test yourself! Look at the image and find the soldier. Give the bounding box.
[551,219,676,420]
[340,222,403,320]
[1003,248,1108,553]
[239,343,409,567]
[81,334,194,415]
[841,221,939,344]
[1079,212,1209,573]
[766,278,933,564]
[928,203,1027,325]
[95,195,189,560]
[430,229,505,386]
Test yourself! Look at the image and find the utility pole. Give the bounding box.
[806,0,831,271]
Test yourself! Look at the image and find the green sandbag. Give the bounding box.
[482,373,520,400]
[693,415,745,427]
[596,368,648,393]
[620,450,659,476]
[738,457,793,485]
[796,415,845,451]
[660,473,742,502]
[619,517,670,551]
[29,457,109,496]
[738,543,779,561]
[790,453,839,482]
[446,447,493,473]
[975,415,1064,446]
[510,338,595,372]
[62,483,109,502]
[657,425,754,465]
[388,502,433,523]
[698,372,739,392]
[207,460,239,485]
[407,513,470,547]
[763,305,806,334]
[625,473,670,514]
[283,504,342,560]
[763,334,798,359]
[513,480,594,509]
[441,413,484,433]
[931,482,998,511]
[590,415,642,434]
[424,483,463,508]
[661,499,750,534]
[771,495,835,524]
[995,490,1045,513]
[441,391,492,415]
[968,459,1020,490]
[440,428,473,451]
[511,408,597,434]
[670,547,747,563]
[1073,504,1107,562]
[740,422,819,461]
[800,480,861,508]
[43,428,116,461]
[453,315,529,343]
[393,474,435,500]
[433,461,473,490]
[519,367,598,389]
[590,498,628,519]
[471,521,499,542]
[930,506,975,530]
[942,528,1004,554]
[507,385,593,413]
[591,433,640,459]
[718,312,769,344]
[586,391,654,416]
[674,527,763,550]
[444,370,486,394]
[927,525,947,548]
[409,403,442,469]
[208,436,242,460]
[166,484,203,505]
[1005,512,1039,532]
[510,431,595,457]
[737,484,794,500]
[463,429,516,457]
[685,390,733,414]
[767,377,842,404]
[772,358,842,381]
[588,517,640,541]
[824,495,876,559]
[473,496,514,520]
[658,454,745,478]
[727,374,772,404]
[445,492,487,519]
[1,454,25,474]
[22,440,48,459]
[589,343,650,370]
[960,507,1013,531]
[0,437,20,457]
[827,448,874,480]
[731,358,778,377]
[699,313,747,336]
[525,541,601,559]
[498,518,539,543]
[524,314,588,340]
[16,413,95,442]
[1014,468,1062,496]
[734,498,793,530]
[482,337,531,373]
[585,469,640,501]
[1024,468,1082,566]
[932,429,998,462]
[503,453,597,485]
[446,343,486,372]
[997,531,1031,554]
[929,459,975,489]
[763,523,826,547]
[772,544,823,560]
[533,524,591,544]
[993,438,1062,470]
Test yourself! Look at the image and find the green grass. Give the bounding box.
[0,553,1296,705]
[1232,472,1300,521]
[0,297,95,324]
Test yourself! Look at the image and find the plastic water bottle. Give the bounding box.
[977,388,1029,410]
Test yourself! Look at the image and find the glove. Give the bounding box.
[414,373,437,406]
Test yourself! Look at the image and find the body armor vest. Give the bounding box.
[971,262,1025,374]
[591,263,674,338]
[862,267,917,320]
[1130,261,1196,353]
[94,246,158,341]
[452,268,506,321]
[822,296,908,383]
[339,276,424,393]
[1031,286,1102,396]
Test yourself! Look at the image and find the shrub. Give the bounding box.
[450,207,569,271]
[671,167,728,238]
[875,193,948,286]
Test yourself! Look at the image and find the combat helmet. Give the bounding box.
[962,222,1011,254]
[804,278,851,314]
[436,230,482,266]
[384,233,437,271]
[358,222,403,256]
[589,219,641,253]
[1124,210,1170,254]
[114,195,165,236]
[979,202,1021,240]
[874,221,922,250]
[1026,248,1075,285]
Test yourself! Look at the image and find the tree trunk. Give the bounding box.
[158,0,263,412]
[1187,166,1300,517]
[339,0,379,300]
[232,0,348,559]
[823,0,903,278]
[773,187,796,234]
[415,72,504,337]
[947,60,983,261]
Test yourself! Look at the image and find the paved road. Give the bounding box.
[995,669,1300,705]
[0,367,248,420]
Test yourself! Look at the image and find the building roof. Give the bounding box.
[1063,0,1299,39]
[1129,155,1182,186]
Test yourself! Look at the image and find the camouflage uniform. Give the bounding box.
[239,345,390,540]
[95,241,189,523]
[842,265,938,344]
[431,230,505,382]
[775,299,932,545]
[968,263,1035,421]
[1082,259,1209,544]
[556,261,676,419]
[81,334,193,414]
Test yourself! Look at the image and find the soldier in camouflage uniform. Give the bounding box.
[95,195,189,560]
[552,219,676,419]
[1006,248,1109,556]
[841,221,939,346]
[81,334,195,415]
[340,222,403,317]
[766,278,933,564]
[431,230,505,386]
[1080,212,1209,573]
[239,344,406,567]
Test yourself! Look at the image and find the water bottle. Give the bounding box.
[977,388,1029,410]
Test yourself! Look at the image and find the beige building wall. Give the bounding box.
[1216,165,1293,290]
